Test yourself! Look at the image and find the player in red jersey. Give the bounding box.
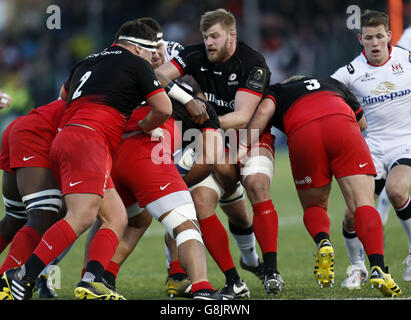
[0,20,171,300]
[240,76,401,297]
[0,100,66,298]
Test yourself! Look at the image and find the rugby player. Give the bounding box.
[332,10,411,286]
[240,75,402,297]
[157,8,284,296]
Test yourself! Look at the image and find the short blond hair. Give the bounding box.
[200,8,236,33]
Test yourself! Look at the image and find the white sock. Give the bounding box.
[343,225,366,267]
[377,188,391,225]
[229,222,259,267]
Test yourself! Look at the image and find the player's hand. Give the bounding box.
[0,91,12,108]
[184,99,209,125]
[138,120,164,141]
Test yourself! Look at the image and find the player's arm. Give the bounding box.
[156,61,182,81]
[155,70,209,124]
[139,91,172,134]
[357,114,367,131]
[238,97,276,161]
[218,90,261,130]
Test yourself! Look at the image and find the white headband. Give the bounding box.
[118,36,158,52]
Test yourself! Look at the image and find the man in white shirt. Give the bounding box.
[332,10,411,288]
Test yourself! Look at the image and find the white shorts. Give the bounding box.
[366,137,411,180]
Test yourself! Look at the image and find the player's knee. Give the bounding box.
[128,210,152,230]
[385,184,408,208]
[219,182,245,207]
[161,203,203,246]
[243,174,271,202]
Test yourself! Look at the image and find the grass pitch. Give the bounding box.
[0,150,410,300]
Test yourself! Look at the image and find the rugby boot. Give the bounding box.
[341,264,368,289]
[314,239,335,288]
[74,280,126,300]
[220,278,250,299]
[264,270,285,296]
[369,266,402,297]
[1,267,34,300]
[193,289,227,300]
[36,274,58,298]
[165,273,193,299]
[239,257,265,283]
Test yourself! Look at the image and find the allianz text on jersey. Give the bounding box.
[204,92,235,109]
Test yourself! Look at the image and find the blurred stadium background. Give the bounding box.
[0,0,409,136]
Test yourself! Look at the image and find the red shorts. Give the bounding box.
[288,114,376,190]
[50,125,114,196]
[8,115,56,170]
[111,133,188,208]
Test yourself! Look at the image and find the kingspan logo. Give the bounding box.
[362,81,411,105]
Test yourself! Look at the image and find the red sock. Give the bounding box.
[169,260,186,275]
[199,214,235,272]
[303,206,330,241]
[33,219,77,266]
[88,228,119,269]
[252,200,278,253]
[106,260,120,278]
[0,234,10,254]
[0,226,41,273]
[354,205,384,256]
[191,280,214,293]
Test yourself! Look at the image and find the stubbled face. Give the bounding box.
[151,41,165,69]
[358,25,392,65]
[202,22,234,64]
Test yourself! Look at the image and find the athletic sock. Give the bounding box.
[169,260,186,276]
[252,200,278,271]
[24,219,77,282]
[303,206,330,244]
[354,205,384,268]
[199,214,235,273]
[84,228,119,282]
[395,196,411,253]
[228,222,259,267]
[342,225,365,266]
[0,226,41,273]
[191,280,214,293]
[105,260,120,279]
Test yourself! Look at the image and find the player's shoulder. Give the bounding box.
[236,41,268,66]
[392,45,411,61]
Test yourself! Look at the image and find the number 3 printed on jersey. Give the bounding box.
[304,79,321,91]
[72,71,92,99]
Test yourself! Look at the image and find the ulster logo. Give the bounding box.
[391,63,404,74]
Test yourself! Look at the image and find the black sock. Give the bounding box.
[83,260,105,282]
[23,254,46,283]
[314,232,330,245]
[368,254,385,270]
[263,252,278,273]
[224,267,240,283]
